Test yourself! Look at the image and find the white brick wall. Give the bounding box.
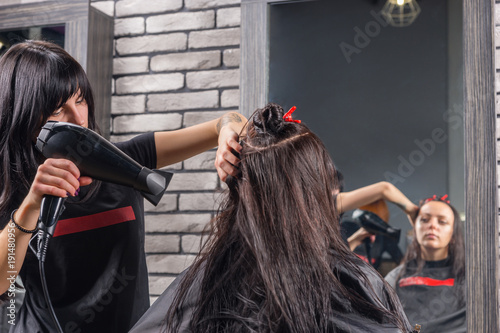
[111,95,146,114]
[151,51,221,72]
[217,7,241,27]
[147,254,197,274]
[113,56,149,75]
[223,48,240,67]
[185,0,241,10]
[147,90,219,111]
[146,11,215,33]
[116,0,183,17]
[189,27,240,48]
[115,73,184,94]
[116,33,187,55]
[91,0,241,298]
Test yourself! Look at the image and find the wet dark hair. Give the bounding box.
[399,197,465,304]
[0,40,97,226]
[165,103,410,332]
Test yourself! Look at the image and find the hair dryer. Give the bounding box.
[351,209,401,242]
[34,121,175,333]
[36,121,173,206]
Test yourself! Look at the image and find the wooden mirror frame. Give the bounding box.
[240,0,499,331]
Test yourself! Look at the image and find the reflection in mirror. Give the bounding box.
[0,25,64,56]
[267,0,463,264]
[267,0,465,332]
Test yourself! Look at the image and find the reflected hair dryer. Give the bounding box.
[35,121,173,207]
[351,209,401,242]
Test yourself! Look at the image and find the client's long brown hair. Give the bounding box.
[166,103,409,332]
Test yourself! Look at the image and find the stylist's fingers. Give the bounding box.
[215,155,238,182]
[215,135,242,182]
[78,176,93,187]
[30,159,89,201]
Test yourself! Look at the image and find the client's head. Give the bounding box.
[403,195,464,282]
[224,102,343,258]
[166,103,408,332]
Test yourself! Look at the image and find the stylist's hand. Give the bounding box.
[406,203,419,226]
[347,228,375,251]
[26,158,92,207]
[215,126,242,182]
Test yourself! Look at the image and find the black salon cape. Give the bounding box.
[130,257,411,333]
[385,258,466,333]
[3,133,156,333]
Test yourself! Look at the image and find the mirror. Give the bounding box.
[0,25,65,56]
[240,0,498,331]
[266,0,464,261]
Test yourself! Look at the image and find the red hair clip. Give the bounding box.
[424,194,450,204]
[283,106,301,124]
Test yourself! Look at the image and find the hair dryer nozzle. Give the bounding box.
[352,209,401,242]
[139,169,173,206]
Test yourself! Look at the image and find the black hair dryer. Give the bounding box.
[351,209,401,242]
[35,121,173,206]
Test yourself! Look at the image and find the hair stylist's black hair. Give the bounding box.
[165,103,411,332]
[0,40,97,229]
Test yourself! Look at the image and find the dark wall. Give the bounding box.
[268,0,455,249]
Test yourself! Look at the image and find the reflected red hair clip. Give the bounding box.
[283,106,301,124]
[424,194,450,204]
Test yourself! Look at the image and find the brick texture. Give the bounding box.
[147,11,215,33]
[217,7,241,28]
[186,69,239,89]
[147,91,219,111]
[184,151,217,170]
[113,56,149,75]
[116,34,187,55]
[103,0,241,301]
[185,0,241,10]
[189,28,240,48]
[116,0,183,17]
[115,17,144,36]
[115,73,184,94]
[145,235,180,253]
[113,113,182,132]
[111,95,146,114]
[223,48,240,67]
[145,214,212,233]
[182,234,207,254]
[146,255,196,274]
[148,276,176,295]
[151,51,221,72]
[221,89,239,108]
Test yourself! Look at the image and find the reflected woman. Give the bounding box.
[385,195,465,333]
[130,103,412,332]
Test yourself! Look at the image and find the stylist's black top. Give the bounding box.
[4,133,156,333]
